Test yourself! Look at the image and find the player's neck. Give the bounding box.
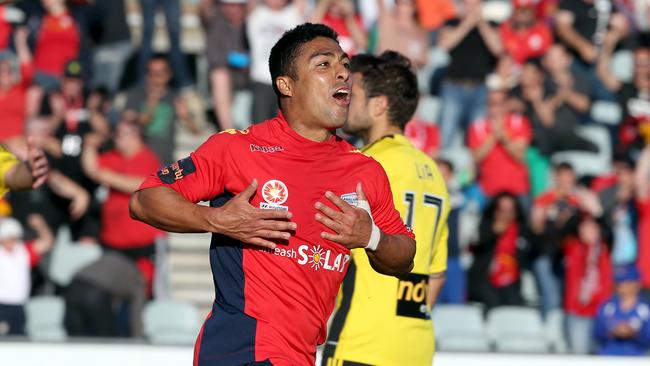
[366,123,402,145]
[286,117,333,143]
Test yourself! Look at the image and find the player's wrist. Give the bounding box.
[364,223,381,251]
[197,204,224,234]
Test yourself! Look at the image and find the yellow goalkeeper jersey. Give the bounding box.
[322,134,450,366]
[0,146,19,197]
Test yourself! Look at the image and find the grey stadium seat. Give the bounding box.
[25,296,67,342]
[487,306,549,353]
[433,304,491,352]
[545,309,568,353]
[551,125,612,177]
[143,299,201,345]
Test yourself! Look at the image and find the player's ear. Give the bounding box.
[369,95,388,118]
[276,76,293,97]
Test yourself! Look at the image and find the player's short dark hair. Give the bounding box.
[269,23,339,104]
[555,161,574,173]
[350,51,419,129]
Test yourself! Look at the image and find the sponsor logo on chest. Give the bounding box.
[266,244,351,273]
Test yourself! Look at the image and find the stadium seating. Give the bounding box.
[25,296,67,342]
[415,95,441,124]
[611,50,634,83]
[551,125,612,177]
[545,309,568,354]
[433,304,491,352]
[143,299,201,345]
[48,231,103,287]
[486,306,549,353]
[591,100,623,126]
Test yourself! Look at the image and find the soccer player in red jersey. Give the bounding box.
[129,23,416,366]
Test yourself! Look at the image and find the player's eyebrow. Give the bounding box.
[309,51,350,62]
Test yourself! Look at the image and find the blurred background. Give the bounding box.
[0,0,650,364]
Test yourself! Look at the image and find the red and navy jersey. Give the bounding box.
[139,113,413,366]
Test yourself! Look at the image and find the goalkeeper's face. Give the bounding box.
[344,72,372,136]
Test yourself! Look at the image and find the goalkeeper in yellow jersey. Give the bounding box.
[321,51,450,366]
[0,139,49,197]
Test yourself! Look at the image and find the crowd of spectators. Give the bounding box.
[0,0,649,357]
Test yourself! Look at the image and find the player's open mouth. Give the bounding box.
[332,86,351,106]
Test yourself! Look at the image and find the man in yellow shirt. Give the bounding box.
[321,51,450,366]
[0,139,49,197]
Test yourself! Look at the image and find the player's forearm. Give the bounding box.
[427,274,446,309]
[4,162,34,190]
[366,233,415,277]
[130,186,212,233]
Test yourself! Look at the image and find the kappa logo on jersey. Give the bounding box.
[158,157,196,184]
[250,144,284,153]
[260,180,289,211]
[340,193,358,206]
[297,244,350,273]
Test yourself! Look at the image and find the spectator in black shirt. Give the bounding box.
[509,52,598,156]
[200,0,249,131]
[598,27,650,156]
[91,0,133,94]
[437,0,502,150]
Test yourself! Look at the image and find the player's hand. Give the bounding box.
[315,183,372,249]
[27,137,49,189]
[209,179,297,250]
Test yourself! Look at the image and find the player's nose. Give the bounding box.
[336,61,350,82]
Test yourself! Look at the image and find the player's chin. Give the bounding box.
[328,108,349,129]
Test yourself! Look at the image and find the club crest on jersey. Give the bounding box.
[340,193,358,207]
[259,179,289,211]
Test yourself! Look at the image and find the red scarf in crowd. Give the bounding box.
[489,223,520,288]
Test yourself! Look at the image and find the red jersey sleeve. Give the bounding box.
[366,162,415,239]
[138,133,231,203]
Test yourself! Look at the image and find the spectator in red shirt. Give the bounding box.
[635,145,650,294]
[500,0,552,64]
[467,89,532,201]
[564,214,613,354]
[530,162,604,317]
[312,0,367,56]
[0,27,33,149]
[81,121,163,294]
[26,0,80,117]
